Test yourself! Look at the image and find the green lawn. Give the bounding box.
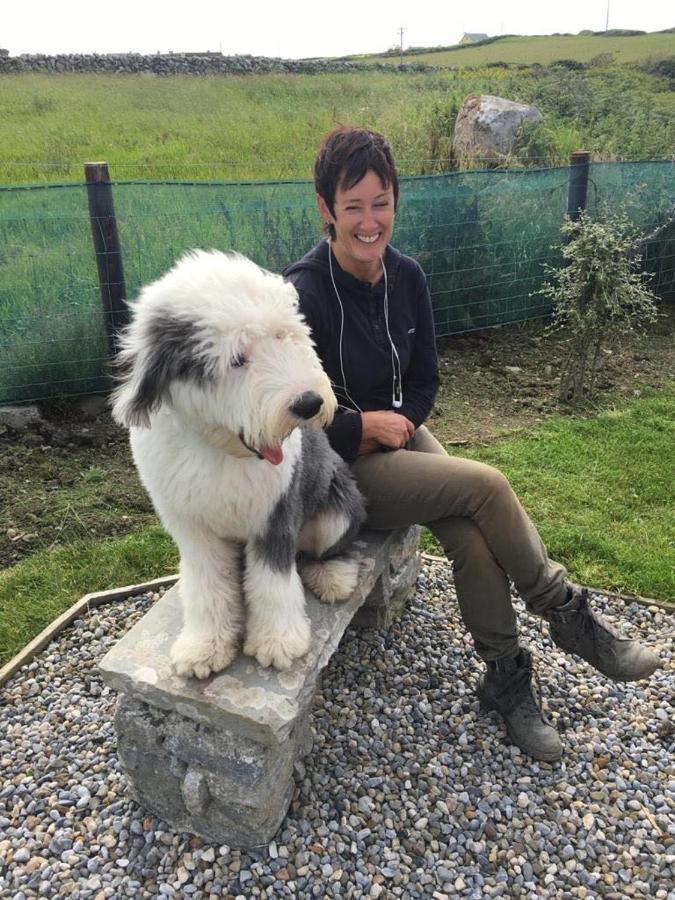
[423,386,675,602]
[0,527,177,669]
[1,386,673,668]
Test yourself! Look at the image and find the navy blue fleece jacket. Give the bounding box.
[283,240,439,462]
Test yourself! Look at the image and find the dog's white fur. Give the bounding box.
[112,250,364,677]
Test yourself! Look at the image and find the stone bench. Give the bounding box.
[98,526,421,849]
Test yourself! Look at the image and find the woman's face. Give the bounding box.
[317,169,396,280]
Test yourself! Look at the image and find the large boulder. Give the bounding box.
[453,94,543,167]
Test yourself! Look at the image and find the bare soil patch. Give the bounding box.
[428,307,675,445]
[1,309,673,572]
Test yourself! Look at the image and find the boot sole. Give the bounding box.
[477,693,563,762]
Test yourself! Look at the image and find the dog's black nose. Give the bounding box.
[291,391,324,420]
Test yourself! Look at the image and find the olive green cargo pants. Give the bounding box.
[350,426,567,661]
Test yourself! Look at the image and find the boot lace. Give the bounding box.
[574,591,626,649]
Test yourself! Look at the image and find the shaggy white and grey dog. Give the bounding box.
[112,250,366,678]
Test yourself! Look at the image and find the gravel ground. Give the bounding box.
[1,561,673,899]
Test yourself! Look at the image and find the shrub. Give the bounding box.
[426,98,458,172]
[600,29,645,37]
[638,55,675,83]
[551,59,587,71]
[512,119,560,166]
[589,53,616,68]
[540,211,659,405]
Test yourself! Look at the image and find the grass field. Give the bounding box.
[1,64,673,407]
[364,31,675,67]
[3,70,463,183]
[1,63,674,186]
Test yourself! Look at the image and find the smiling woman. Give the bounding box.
[282,124,661,765]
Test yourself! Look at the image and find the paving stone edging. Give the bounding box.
[0,575,179,689]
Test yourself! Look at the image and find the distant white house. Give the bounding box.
[459,33,489,45]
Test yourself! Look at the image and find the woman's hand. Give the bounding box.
[359,411,415,454]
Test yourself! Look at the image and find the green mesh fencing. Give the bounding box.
[585,162,675,300]
[1,162,673,404]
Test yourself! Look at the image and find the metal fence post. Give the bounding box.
[567,150,591,221]
[85,162,128,357]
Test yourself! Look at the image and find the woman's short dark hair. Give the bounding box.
[314,126,399,238]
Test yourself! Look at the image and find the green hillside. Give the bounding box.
[360,31,675,67]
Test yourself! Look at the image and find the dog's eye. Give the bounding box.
[231,354,247,368]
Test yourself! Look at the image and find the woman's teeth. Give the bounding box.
[356,233,379,243]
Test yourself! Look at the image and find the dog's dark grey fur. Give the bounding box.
[117,315,215,426]
[254,428,366,572]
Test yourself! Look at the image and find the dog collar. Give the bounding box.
[238,430,264,460]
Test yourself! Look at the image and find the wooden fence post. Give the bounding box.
[567,150,591,221]
[85,162,128,357]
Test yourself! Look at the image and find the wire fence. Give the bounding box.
[1,160,674,404]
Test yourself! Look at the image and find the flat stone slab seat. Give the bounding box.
[98,526,421,849]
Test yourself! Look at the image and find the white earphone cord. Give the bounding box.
[327,242,362,413]
[327,240,403,414]
[382,260,404,408]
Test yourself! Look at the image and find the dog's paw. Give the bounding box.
[299,557,360,603]
[243,617,311,671]
[170,633,239,679]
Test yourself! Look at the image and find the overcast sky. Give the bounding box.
[5,1,673,59]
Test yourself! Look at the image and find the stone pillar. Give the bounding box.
[99,527,420,848]
[353,526,421,629]
[111,692,310,848]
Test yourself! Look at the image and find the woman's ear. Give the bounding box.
[316,193,333,226]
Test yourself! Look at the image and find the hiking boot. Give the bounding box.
[476,648,562,762]
[545,584,659,682]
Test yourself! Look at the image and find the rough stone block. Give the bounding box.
[112,695,307,847]
[353,526,421,628]
[453,93,543,166]
[0,404,44,432]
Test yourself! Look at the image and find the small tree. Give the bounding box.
[541,210,659,404]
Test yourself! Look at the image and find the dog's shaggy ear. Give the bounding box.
[111,315,211,428]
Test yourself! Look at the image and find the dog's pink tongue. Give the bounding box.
[259,445,284,465]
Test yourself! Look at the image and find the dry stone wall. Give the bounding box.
[0,53,435,76]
